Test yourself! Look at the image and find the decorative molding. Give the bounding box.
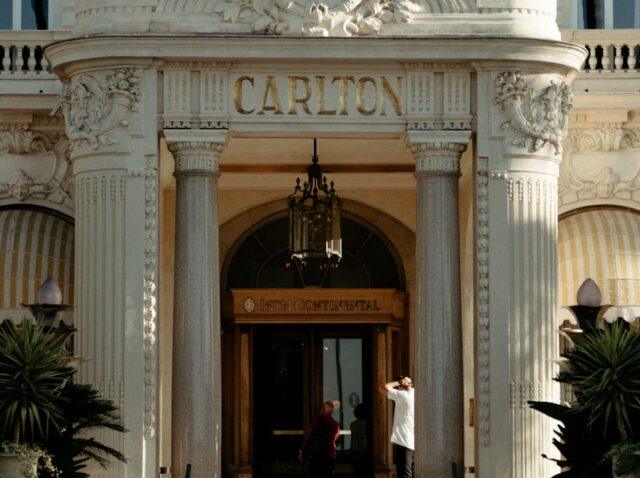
[494,72,573,156]
[410,142,466,174]
[559,121,640,206]
[143,154,158,440]
[0,125,73,208]
[0,124,54,154]
[476,165,490,446]
[163,69,191,129]
[565,123,640,154]
[559,166,640,201]
[61,68,142,152]
[168,141,225,174]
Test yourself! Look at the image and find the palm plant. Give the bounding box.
[0,318,73,444]
[530,321,640,477]
[558,322,640,441]
[39,382,127,478]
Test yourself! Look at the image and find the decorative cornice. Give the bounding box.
[168,141,225,174]
[494,72,573,156]
[409,142,467,175]
[61,68,142,154]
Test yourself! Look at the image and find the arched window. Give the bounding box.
[224,213,405,290]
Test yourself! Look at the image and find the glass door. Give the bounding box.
[253,327,371,478]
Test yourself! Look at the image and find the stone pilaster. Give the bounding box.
[474,69,573,478]
[165,132,226,478]
[62,65,159,478]
[407,132,469,478]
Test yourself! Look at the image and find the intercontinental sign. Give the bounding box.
[230,289,405,322]
[256,298,382,313]
[231,73,404,118]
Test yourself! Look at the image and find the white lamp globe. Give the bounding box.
[37,278,63,305]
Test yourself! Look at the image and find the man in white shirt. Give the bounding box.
[379,376,414,478]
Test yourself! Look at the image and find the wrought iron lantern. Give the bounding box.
[288,139,343,268]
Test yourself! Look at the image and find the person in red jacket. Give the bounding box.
[299,401,341,478]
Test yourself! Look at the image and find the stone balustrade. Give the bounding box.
[563,29,640,73]
[0,31,70,77]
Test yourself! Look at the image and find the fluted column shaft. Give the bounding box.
[168,138,225,478]
[410,140,467,478]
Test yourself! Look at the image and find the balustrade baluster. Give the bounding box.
[584,44,593,71]
[600,44,612,72]
[614,44,625,71]
[1,45,10,72]
[27,45,36,72]
[18,45,26,71]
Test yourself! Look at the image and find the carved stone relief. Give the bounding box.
[560,119,640,207]
[0,123,72,209]
[494,72,573,156]
[61,68,142,154]
[210,0,474,36]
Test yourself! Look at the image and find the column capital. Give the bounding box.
[406,131,470,176]
[164,130,227,175]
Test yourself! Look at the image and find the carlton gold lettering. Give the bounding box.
[233,76,255,115]
[232,74,404,117]
[331,76,355,115]
[381,77,403,116]
[356,77,377,116]
[258,75,284,115]
[288,76,312,115]
[315,75,337,115]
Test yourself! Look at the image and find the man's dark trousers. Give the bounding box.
[395,445,414,478]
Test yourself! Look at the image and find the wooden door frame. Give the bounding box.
[223,288,407,478]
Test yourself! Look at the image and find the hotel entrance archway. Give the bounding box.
[221,213,408,478]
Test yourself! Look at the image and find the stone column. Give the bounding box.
[166,132,226,478]
[60,66,159,478]
[474,69,574,478]
[408,133,469,478]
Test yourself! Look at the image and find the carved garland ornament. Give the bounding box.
[213,0,427,36]
[61,68,141,151]
[494,72,573,155]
